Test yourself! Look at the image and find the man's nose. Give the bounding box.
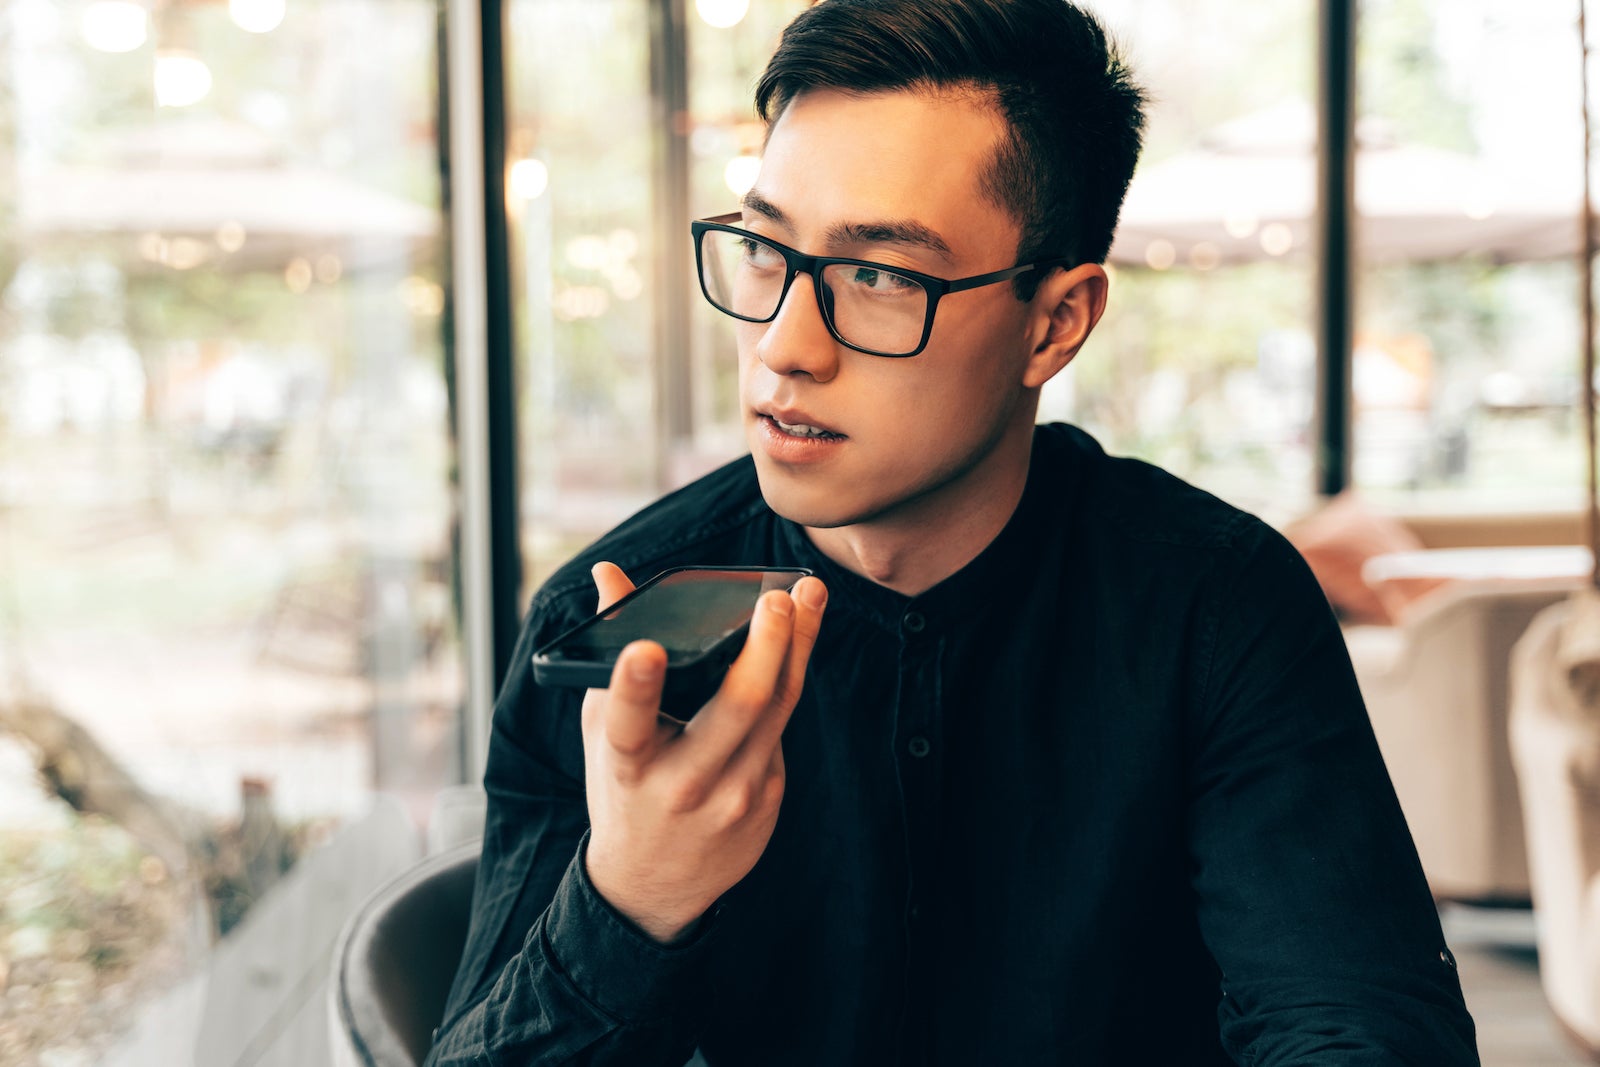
[753,271,841,383]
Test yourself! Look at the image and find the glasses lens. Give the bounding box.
[699,229,787,321]
[696,226,932,356]
[819,263,929,356]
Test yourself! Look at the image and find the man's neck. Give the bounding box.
[803,424,1035,597]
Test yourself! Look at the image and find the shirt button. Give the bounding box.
[1439,948,1457,969]
[903,611,926,634]
[908,736,931,758]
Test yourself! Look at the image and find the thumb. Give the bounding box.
[592,561,636,613]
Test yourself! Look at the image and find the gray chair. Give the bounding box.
[329,841,481,1067]
[328,784,707,1067]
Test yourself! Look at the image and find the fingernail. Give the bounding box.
[765,591,793,617]
[796,579,827,611]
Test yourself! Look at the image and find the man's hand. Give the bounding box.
[580,561,828,944]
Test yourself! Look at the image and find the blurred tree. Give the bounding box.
[1358,0,1477,152]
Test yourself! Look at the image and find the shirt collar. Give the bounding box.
[775,429,1076,637]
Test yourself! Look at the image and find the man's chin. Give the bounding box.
[757,492,857,531]
[752,465,862,530]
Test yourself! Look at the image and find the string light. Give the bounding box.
[1259,223,1294,257]
[229,0,287,34]
[723,155,761,197]
[81,1,147,53]
[509,158,549,200]
[1143,239,1176,271]
[155,52,213,108]
[695,0,749,29]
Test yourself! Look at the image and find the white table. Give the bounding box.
[1363,544,1593,586]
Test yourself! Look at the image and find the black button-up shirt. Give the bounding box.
[429,423,1479,1066]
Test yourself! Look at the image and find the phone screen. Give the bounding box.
[543,568,804,665]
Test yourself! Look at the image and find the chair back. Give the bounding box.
[330,841,481,1066]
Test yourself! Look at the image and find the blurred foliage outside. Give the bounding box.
[0,816,194,1066]
[1075,0,1587,521]
[0,0,458,1061]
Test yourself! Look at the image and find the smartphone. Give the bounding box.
[532,565,813,718]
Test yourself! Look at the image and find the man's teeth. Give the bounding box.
[774,418,837,438]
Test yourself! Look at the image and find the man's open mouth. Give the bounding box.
[768,416,844,440]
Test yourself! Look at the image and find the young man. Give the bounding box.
[430,2,1479,1064]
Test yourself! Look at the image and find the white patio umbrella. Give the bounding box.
[1108,100,1585,268]
[14,117,439,272]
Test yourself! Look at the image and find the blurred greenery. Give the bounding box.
[1075,0,1561,513]
[1359,0,1477,153]
[0,812,192,1063]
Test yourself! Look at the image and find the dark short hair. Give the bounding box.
[754,0,1147,290]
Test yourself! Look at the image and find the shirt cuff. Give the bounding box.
[541,831,720,1024]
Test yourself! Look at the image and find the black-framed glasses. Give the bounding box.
[691,212,1068,358]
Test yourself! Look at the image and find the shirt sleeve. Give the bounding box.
[425,594,716,1067]
[1185,519,1480,1066]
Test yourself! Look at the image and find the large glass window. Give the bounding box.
[506,0,656,595]
[508,0,1320,548]
[507,0,808,595]
[0,0,456,1060]
[1057,0,1320,524]
[685,0,813,471]
[1354,0,1585,513]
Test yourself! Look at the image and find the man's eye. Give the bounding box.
[849,266,917,294]
[739,239,783,269]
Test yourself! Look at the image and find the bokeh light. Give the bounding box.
[695,0,749,29]
[509,158,549,201]
[723,155,761,197]
[80,1,147,53]
[154,52,213,108]
[230,0,287,34]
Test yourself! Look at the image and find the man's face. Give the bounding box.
[737,87,1044,532]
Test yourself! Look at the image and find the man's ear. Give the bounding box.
[1021,263,1108,389]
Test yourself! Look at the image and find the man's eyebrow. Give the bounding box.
[741,190,792,230]
[740,189,954,264]
[826,220,954,263]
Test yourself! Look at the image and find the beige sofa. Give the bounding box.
[1339,509,1583,902]
[1348,579,1577,901]
[1509,599,1600,1055]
